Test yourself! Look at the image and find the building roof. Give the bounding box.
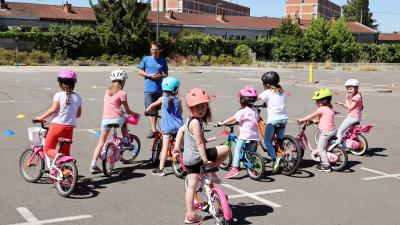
[0,2,95,21]
[347,22,377,34]
[147,11,281,30]
[378,33,400,42]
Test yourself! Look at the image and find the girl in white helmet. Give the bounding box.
[335,79,363,147]
[90,69,139,173]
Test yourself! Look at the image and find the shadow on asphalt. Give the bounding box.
[70,162,148,199]
[288,169,315,178]
[230,202,273,225]
[364,147,387,157]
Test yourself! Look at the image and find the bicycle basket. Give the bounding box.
[27,127,46,144]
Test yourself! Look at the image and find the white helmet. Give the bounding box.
[345,79,360,87]
[110,69,128,81]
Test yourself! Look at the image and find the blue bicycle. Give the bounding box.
[215,122,265,180]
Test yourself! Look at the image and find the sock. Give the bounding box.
[123,137,128,144]
[91,160,96,167]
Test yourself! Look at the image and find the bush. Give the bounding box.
[29,50,50,63]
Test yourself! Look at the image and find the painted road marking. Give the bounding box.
[0,100,33,103]
[75,129,99,134]
[360,167,400,181]
[222,184,284,208]
[228,189,285,199]
[10,207,92,225]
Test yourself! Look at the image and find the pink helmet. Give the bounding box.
[58,69,77,83]
[186,88,210,107]
[239,86,258,97]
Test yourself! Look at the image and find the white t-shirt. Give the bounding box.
[51,92,82,127]
[259,89,288,122]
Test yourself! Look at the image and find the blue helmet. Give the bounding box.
[162,77,180,93]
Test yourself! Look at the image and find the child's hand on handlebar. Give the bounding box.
[204,160,214,167]
[215,121,223,127]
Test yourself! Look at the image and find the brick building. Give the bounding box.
[286,0,341,20]
[151,0,250,16]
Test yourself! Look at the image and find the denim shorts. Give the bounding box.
[101,116,125,131]
[144,92,162,109]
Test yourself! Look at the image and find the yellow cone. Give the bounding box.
[16,114,26,119]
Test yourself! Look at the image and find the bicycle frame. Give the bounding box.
[101,128,122,163]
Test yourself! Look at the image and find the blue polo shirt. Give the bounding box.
[138,56,168,93]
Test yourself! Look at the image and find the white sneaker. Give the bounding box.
[90,165,101,174]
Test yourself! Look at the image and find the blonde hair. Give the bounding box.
[108,81,124,96]
[59,82,75,105]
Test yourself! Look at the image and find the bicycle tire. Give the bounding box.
[259,138,267,152]
[330,146,348,172]
[280,135,303,176]
[120,134,141,163]
[211,191,231,225]
[19,148,44,183]
[314,129,321,145]
[172,153,186,178]
[55,161,78,198]
[350,134,368,156]
[219,142,232,170]
[151,137,162,166]
[102,143,115,177]
[246,152,265,181]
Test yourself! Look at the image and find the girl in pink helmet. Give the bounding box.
[217,86,260,179]
[173,88,229,224]
[35,69,82,158]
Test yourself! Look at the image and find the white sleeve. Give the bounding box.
[53,92,61,102]
[259,90,269,102]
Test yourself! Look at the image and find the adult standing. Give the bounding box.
[138,41,168,138]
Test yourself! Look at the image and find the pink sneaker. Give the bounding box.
[226,167,240,179]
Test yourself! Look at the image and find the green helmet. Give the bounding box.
[312,88,332,100]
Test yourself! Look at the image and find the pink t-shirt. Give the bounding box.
[317,106,335,132]
[233,107,259,140]
[348,93,363,118]
[102,90,127,119]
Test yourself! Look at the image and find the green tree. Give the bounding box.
[326,18,360,62]
[90,0,151,57]
[343,0,377,29]
[303,17,330,62]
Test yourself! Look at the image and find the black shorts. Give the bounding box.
[185,147,218,174]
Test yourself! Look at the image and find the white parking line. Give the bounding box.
[360,167,400,181]
[0,100,33,103]
[10,207,92,225]
[228,189,285,199]
[222,184,284,208]
[75,129,100,134]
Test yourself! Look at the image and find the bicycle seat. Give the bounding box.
[274,124,286,129]
[351,122,360,126]
[200,166,219,173]
[58,137,73,144]
[107,123,120,128]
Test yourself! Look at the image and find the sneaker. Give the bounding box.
[272,158,281,174]
[315,164,332,172]
[147,131,156,139]
[90,165,101,174]
[152,168,166,177]
[226,167,240,179]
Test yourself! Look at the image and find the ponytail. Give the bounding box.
[59,82,75,105]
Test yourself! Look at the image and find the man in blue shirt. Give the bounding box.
[138,41,168,138]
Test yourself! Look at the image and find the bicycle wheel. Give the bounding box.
[120,134,141,163]
[102,143,115,177]
[259,138,267,152]
[280,135,303,176]
[314,129,321,145]
[19,148,44,182]
[151,137,162,166]
[55,161,78,198]
[246,152,265,181]
[219,142,232,170]
[211,191,231,225]
[350,134,368,156]
[172,153,186,179]
[330,146,348,172]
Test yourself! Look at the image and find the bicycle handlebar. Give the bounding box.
[214,122,239,128]
[144,111,161,118]
[253,103,267,109]
[32,119,49,130]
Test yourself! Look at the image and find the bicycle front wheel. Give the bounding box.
[55,161,78,198]
[219,142,232,170]
[172,153,186,179]
[151,137,162,166]
[121,134,141,163]
[280,135,303,176]
[211,191,231,225]
[19,148,44,183]
[246,152,265,181]
[102,143,115,177]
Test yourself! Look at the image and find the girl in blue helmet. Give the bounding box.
[145,76,183,176]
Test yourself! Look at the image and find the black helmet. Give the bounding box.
[261,71,280,85]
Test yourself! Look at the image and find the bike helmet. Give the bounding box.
[57,69,77,83]
[186,88,210,107]
[345,79,360,87]
[261,71,280,85]
[110,69,128,81]
[312,88,332,100]
[162,77,180,93]
[239,86,258,103]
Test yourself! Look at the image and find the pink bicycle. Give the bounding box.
[19,120,78,197]
[314,122,373,156]
[184,166,232,225]
[101,114,141,176]
[298,121,348,171]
